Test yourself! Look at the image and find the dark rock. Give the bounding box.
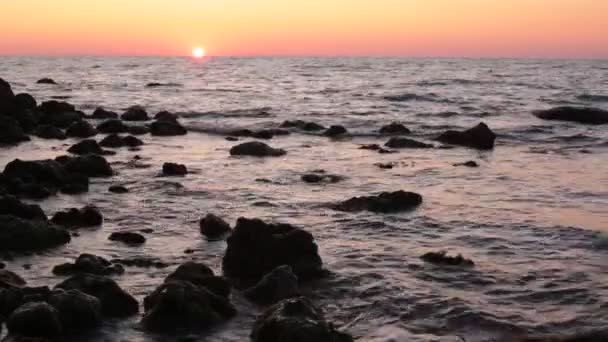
[99,134,143,148]
[0,116,29,145]
[280,120,325,131]
[0,77,14,99]
[323,125,348,137]
[38,101,80,128]
[420,251,474,267]
[36,78,57,85]
[359,144,382,150]
[96,119,129,134]
[121,106,149,121]
[379,122,411,135]
[47,289,102,332]
[453,160,479,168]
[33,125,66,140]
[52,254,124,276]
[65,120,97,138]
[0,270,27,288]
[7,302,62,338]
[375,163,394,169]
[154,111,178,122]
[123,135,144,147]
[301,173,343,184]
[162,162,187,176]
[0,195,46,221]
[332,190,423,213]
[108,185,128,194]
[164,262,231,298]
[244,265,299,304]
[533,106,608,125]
[199,214,232,239]
[150,120,187,136]
[436,122,496,150]
[67,139,106,155]
[38,101,75,116]
[225,136,238,142]
[0,215,70,252]
[1,158,84,197]
[127,125,150,135]
[64,154,113,177]
[14,93,37,110]
[251,297,353,342]
[230,141,286,157]
[108,232,146,245]
[385,137,433,149]
[111,257,168,269]
[222,217,324,284]
[91,107,118,119]
[55,273,138,317]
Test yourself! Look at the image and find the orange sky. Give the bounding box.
[1,0,607,58]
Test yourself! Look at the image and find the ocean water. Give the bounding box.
[0,57,607,341]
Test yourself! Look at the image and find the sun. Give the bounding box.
[192,47,205,58]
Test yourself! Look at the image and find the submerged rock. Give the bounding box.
[53,254,124,276]
[51,206,103,228]
[280,120,325,131]
[96,119,129,134]
[121,106,149,121]
[150,120,187,136]
[99,134,143,148]
[251,297,353,342]
[47,289,102,332]
[33,125,66,140]
[36,78,57,85]
[436,122,496,150]
[162,162,188,176]
[7,302,62,338]
[0,215,70,252]
[323,125,348,137]
[67,139,108,155]
[223,217,324,284]
[453,160,479,168]
[91,107,118,119]
[65,120,97,138]
[533,106,608,125]
[301,173,343,184]
[108,232,146,245]
[385,137,433,149]
[199,214,232,239]
[111,257,168,269]
[108,185,128,194]
[230,141,286,157]
[379,122,411,135]
[244,265,299,304]
[420,251,474,267]
[332,190,423,213]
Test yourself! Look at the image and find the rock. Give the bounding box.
[36,78,57,85]
[0,195,46,221]
[38,101,81,128]
[96,119,129,133]
[332,190,423,213]
[121,106,149,121]
[225,136,238,142]
[0,270,27,288]
[141,280,236,333]
[385,137,433,148]
[453,160,479,167]
[280,120,325,131]
[67,139,107,155]
[0,116,29,145]
[323,125,348,137]
[64,154,113,177]
[108,185,128,194]
[199,214,232,239]
[55,274,138,318]
[150,120,187,136]
[65,120,97,138]
[533,106,608,125]
[14,94,37,111]
[99,134,143,148]
[301,173,343,184]
[164,262,231,298]
[123,135,144,147]
[33,125,66,140]
[230,141,286,157]
[2,158,87,197]
[420,251,474,267]
[375,163,394,169]
[38,101,75,116]
[379,122,411,135]
[436,122,496,150]
[108,232,146,245]
[0,215,70,252]
[6,302,62,338]
[52,254,124,276]
[47,289,102,332]
[154,111,178,122]
[111,257,168,269]
[244,265,299,304]
[162,162,187,176]
[251,297,353,342]
[91,107,118,119]
[127,125,150,135]
[222,217,324,284]
[0,77,14,99]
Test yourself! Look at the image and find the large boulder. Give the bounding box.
[385,137,433,149]
[6,302,62,338]
[96,119,129,134]
[91,108,118,119]
[150,120,187,136]
[533,106,608,125]
[99,134,143,148]
[38,101,80,128]
[53,254,124,276]
[2,158,88,197]
[162,162,187,176]
[51,206,103,228]
[14,93,37,111]
[0,215,70,252]
[244,265,299,304]
[0,195,46,221]
[435,122,496,150]
[331,190,423,213]
[65,120,97,138]
[222,217,324,284]
[33,125,66,140]
[230,141,286,157]
[54,273,138,318]
[379,122,411,135]
[199,214,231,240]
[0,116,29,145]
[47,289,102,332]
[251,297,353,342]
[63,154,113,177]
[121,106,149,121]
[67,139,107,155]
[163,262,231,298]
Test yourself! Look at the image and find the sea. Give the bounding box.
[0,57,607,341]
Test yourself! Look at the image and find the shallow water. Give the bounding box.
[1,57,607,341]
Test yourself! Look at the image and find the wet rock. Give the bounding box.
[244,265,299,304]
[164,262,231,298]
[225,136,238,142]
[52,254,124,276]
[150,120,187,136]
[0,215,70,252]
[112,257,168,269]
[121,106,149,121]
[65,120,97,138]
[420,251,474,267]
[453,160,479,168]
[0,270,27,288]
[127,125,150,135]
[36,78,57,85]
[223,217,324,284]
[385,137,433,149]
[332,190,423,213]
[67,139,107,155]
[301,173,343,184]
[323,125,348,137]
[6,302,62,338]
[533,106,608,125]
[0,116,29,145]
[199,214,232,240]
[230,141,286,157]
[91,107,118,119]
[38,101,75,116]
[108,232,146,245]
[14,93,37,110]
[37,101,81,128]
[251,297,353,342]
[154,111,178,122]
[359,144,382,150]
[96,119,129,133]
[375,163,394,169]
[379,122,411,135]
[55,273,138,317]
[280,120,325,131]
[33,125,66,140]
[108,185,128,194]
[63,154,113,177]
[1,158,87,197]
[0,195,46,221]
[162,162,188,176]
[436,122,496,150]
[47,289,102,332]
[99,134,143,148]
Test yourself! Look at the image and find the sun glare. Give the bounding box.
[192,47,205,58]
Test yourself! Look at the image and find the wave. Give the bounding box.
[179,107,274,119]
[577,94,608,102]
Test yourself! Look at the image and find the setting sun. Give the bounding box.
[192,47,205,58]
